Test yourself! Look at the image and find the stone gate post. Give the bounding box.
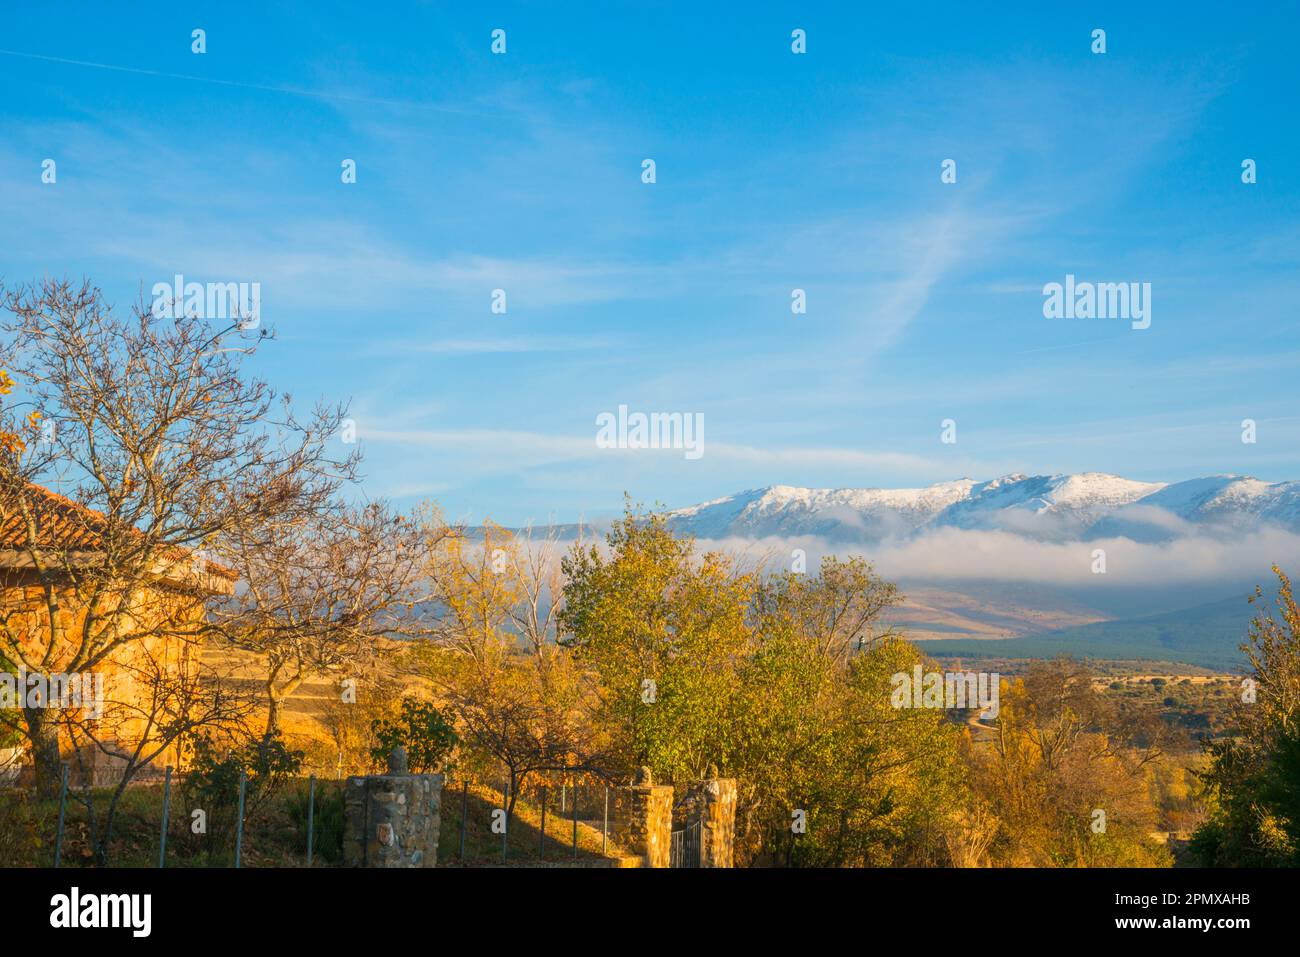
[343,746,444,868]
[612,766,673,868]
[696,775,737,867]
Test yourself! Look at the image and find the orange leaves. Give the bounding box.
[0,372,23,454]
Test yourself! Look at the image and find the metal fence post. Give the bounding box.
[234,768,247,869]
[53,762,69,868]
[158,766,172,868]
[500,780,508,863]
[538,784,547,857]
[306,775,316,867]
[602,786,609,856]
[459,780,468,862]
[572,782,579,859]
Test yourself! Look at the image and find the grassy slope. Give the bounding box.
[438,782,629,866]
[913,596,1253,671]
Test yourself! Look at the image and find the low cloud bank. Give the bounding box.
[692,526,1300,588]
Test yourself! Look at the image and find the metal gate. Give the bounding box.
[669,820,701,868]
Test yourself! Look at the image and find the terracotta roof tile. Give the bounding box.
[0,482,238,583]
[0,482,108,550]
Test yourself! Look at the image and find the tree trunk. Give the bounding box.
[263,673,305,741]
[264,689,283,742]
[506,769,520,822]
[24,706,63,798]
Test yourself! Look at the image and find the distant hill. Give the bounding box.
[480,474,1294,671]
[490,471,1300,545]
[913,595,1255,671]
[662,472,1300,543]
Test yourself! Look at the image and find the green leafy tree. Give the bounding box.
[0,653,23,750]
[736,627,963,866]
[1192,567,1300,866]
[559,503,754,783]
[561,503,964,866]
[369,698,458,773]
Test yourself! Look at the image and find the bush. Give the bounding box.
[189,734,304,813]
[0,788,45,866]
[180,733,304,862]
[289,779,345,864]
[369,699,457,773]
[1,658,26,749]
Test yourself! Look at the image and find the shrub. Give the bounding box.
[289,779,345,864]
[369,699,457,773]
[180,733,304,862]
[0,788,45,866]
[0,658,25,749]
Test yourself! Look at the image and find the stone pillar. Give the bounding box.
[696,777,737,867]
[612,766,673,868]
[343,747,444,868]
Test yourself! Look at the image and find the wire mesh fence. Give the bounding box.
[10,764,619,867]
[8,765,348,868]
[442,775,614,866]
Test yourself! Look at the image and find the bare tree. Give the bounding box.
[0,277,354,801]
[58,641,258,865]
[207,500,445,740]
[754,556,903,664]
[415,524,608,818]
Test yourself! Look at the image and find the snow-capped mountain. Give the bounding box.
[666,473,1300,543]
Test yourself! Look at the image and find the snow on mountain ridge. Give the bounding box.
[666,472,1297,542]
[751,479,979,513]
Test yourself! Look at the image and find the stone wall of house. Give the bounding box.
[343,747,444,868]
[74,745,132,788]
[612,767,673,868]
[2,566,213,775]
[0,747,23,786]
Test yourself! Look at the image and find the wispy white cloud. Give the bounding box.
[0,47,494,116]
[361,334,621,356]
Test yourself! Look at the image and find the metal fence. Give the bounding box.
[26,765,621,868]
[446,776,613,865]
[34,763,347,869]
[670,820,701,868]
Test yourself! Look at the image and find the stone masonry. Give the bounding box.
[343,747,444,868]
[677,768,738,867]
[612,766,673,868]
[695,777,737,867]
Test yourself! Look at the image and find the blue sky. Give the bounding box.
[2,2,1298,526]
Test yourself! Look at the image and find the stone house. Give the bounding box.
[0,482,236,785]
